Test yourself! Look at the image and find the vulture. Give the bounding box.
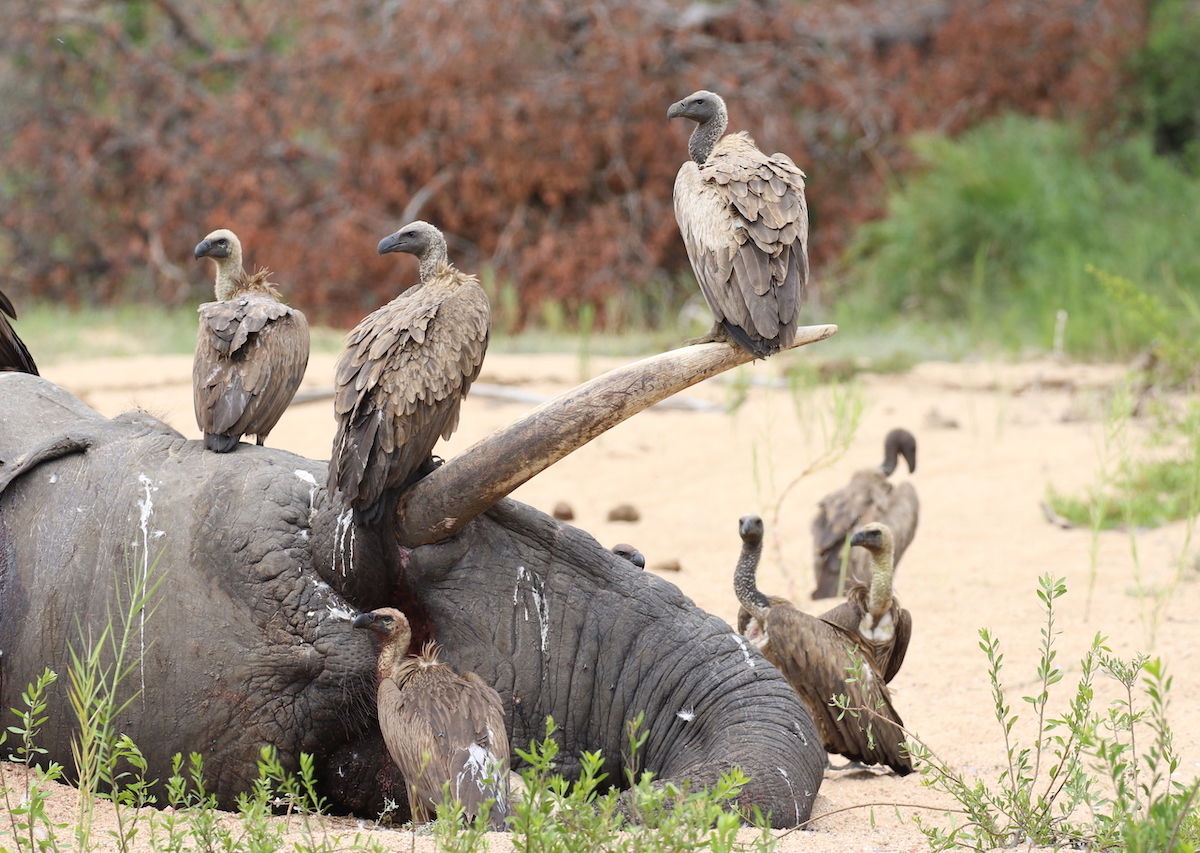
[667,90,808,358]
[192,229,310,453]
[353,607,510,828]
[611,543,646,569]
[0,289,38,374]
[328,221,490,524]
[733,515,912,775]
[811,428,920,599]
[818,522,912,684]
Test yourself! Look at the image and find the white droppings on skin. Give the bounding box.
[48,474,58,484]
[733,634,755,667]
[324,604,355,622]
[306,610,316,617]
[294,469,319,529]
[777,767,801,826]
[676,707,695,722]
[514,565,550,667]
[134,473,163,702]
[334,508,354,576]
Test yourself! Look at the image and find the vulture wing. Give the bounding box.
[818,586,911,684]
[192,294,309,448]
[0,289,39,375]
[377,668,510,827]
[880,481,920,567]
[328,269,490,512]
[885,604,913,684]
[811,470,891,596]
[764,605,911,775]
[673,133,808,356]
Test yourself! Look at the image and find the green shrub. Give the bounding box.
[844,115,1200,358]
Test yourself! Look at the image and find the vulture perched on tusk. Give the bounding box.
[328,221,490,525]
[811,428,919,599]
[192,228,310,453]
[0,289,38,375]
[611,543,646,569]
[667,90,808,358]
[818,522,912,683]
[733,515,912,775]
[353,607,510,828]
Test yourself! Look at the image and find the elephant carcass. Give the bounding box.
[0,329,834,826]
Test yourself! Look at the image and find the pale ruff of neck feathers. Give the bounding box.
[733,537,770,621]
[211,246,246,302]
[376,635,409,682]
[689,106,729,165]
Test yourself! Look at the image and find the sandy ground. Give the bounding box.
[3,344,1198,852]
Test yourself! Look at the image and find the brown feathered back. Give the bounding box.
[755,599,912,775]
[811,472,918,599]
[818,583,912,684]
[673,132,808,357]
[328,261,490,518]
[377,642,510,828]
[193,268,309,452]
[0,289,38,375]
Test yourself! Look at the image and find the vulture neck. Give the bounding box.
[376,634,411,683]
[417,247,450,286]
[865,545,895,620]
[212,253,247,302]
[733,538,771,622]
[689,112,727,165]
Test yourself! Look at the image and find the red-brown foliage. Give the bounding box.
[0,0,1146,326]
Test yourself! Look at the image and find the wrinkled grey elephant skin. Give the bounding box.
[0,373,824,825]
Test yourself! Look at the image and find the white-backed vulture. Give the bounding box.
[192,229,310,453]
[667,90,808,358]
[611,543,646,569]
[733,515,912,775]
[352,607,510,828]
[0,289,38,375]
[818,522,912,684]
[328,221,490,524]
[811,428,919,599]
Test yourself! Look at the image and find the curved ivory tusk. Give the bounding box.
[396,324,838,545]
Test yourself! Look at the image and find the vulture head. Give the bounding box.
[377,220,446,259]
[194,228,246,300]
[739,514,764,546]
[880,428,917,477]
[194,228,242,263]
[352,607,413,677]
[666,90,726,124]
[849,521,895,557]
[611,543,646,569]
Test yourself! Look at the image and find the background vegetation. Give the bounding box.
[0,0,1165,351]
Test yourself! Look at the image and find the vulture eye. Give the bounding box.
[217,239,228,246]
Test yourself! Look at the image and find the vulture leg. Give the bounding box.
[681,321,729,348]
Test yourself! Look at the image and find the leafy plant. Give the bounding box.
[1,668,67,853]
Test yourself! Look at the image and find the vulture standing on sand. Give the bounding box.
[734,515,912,775]
[192,229,310,453]
[811,428,920,599]
[667,90,808,358]
[328,221,490,524]
[0,289,38,374]
[353,607,510,828]
[818,522,912,683]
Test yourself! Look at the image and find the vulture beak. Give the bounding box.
[351,612,377,630]
[377,232,407,255]
[194,239,228,260]
[667,100,685,120]
[849,530,873,549]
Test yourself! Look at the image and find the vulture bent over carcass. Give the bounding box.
[192,228,310,452]
[0,288,38,375]
[668,90,808,358]
[328,221,490,524]
[353,607,510,828]
[734,515,912,775]
[818,522,913,683]
[811,428,920,598]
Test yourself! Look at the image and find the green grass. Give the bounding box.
[840,114,1200,360]
[1048,457,1200,530]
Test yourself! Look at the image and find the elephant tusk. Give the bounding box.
[395,323,838,546]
